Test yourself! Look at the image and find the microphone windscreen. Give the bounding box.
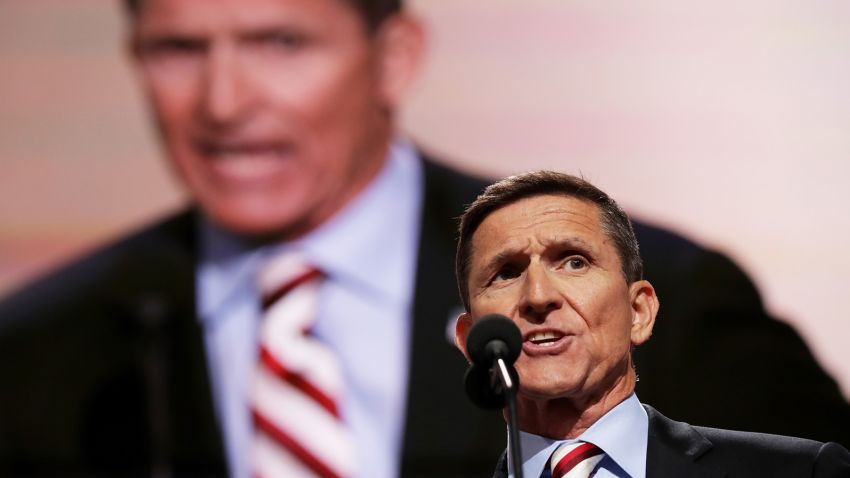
[466,314,522,366]
[464,363,519,410]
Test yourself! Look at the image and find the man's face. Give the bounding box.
[457,195,656,403]
[132,0,411,237]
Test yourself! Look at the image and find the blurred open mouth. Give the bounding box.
[196,140,296,183]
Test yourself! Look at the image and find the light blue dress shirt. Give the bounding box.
[508,393,648,478]
[197,139,424,478]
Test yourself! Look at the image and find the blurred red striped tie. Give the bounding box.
[549,442,604,478]
[251,253,354,478]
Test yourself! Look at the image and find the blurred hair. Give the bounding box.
[456,171,643,311]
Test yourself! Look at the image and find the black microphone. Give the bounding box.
[462,314,525,478]
[466,314,522,367]
[464,314,522,409]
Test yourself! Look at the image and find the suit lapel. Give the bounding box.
[645,405,725,478]
[108,209,226,473]
[158,210,227,473]
[491,451,509,478]
[399,157,504,477]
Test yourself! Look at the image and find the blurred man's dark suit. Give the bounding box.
[1,157,849,476]
[491,406,850,478]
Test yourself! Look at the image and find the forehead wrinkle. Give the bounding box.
[137,0,323,35]
[136,10,225,36]
[500,198,599,235]
[536,205,598,232]
[507,205,601,247]
[538,234,597,254]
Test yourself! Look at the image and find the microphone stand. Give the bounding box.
[465,315,525,477]
[494,358,523,478]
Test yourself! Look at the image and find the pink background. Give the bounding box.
[2,0,849,397]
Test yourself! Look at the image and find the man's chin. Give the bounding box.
[518,380,584,402]
[204,206,313,242]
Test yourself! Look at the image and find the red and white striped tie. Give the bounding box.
[549,442,605,478]
[251,254,355,478]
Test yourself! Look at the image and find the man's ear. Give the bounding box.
[455,312,473,361]
[629,280,659,347]
[374,13,426,108]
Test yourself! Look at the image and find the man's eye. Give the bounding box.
[272,33,304,48]
[492,267,521,283]
[564,257,588,270]
[251,31,308,52]
[143,38,206,57]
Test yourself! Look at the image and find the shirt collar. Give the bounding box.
[581,393,648,477]
[295,137,422,301]
[197,217,265,321]
[511,393,648,478]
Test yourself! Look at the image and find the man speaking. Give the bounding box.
[454,171,850,477]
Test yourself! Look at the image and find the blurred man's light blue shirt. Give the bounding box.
[198,139,423,478]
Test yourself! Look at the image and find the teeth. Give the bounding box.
[201,144,294,180]
[206,146,288,159]
[528,331,562,346]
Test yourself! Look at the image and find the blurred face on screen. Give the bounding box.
[456,195,657,427]
[131,0,420,238]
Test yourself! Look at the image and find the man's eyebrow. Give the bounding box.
[472,246,522,281]
[134,34,208,55]
[486,249,522,269]
[135,27,207,44]
[474,234,600,275]
[542,236,596,253]
[480,236,596,268]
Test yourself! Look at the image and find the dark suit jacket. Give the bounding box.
[1,157,849,477]
[492,405,850,478]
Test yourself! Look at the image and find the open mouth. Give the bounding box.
[199,141,295,160]
[526,330,565,347]
[195,140,297,183]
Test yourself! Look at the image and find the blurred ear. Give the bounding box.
[374,13,426,108]
[629,280,659,347]
[455,312,473,361]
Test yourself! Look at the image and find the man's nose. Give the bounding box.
[519,265,562,320]
[199,43,253,126]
